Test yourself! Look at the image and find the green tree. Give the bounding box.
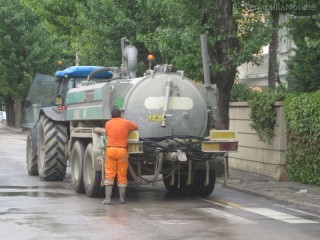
[23,0,272,129]
[136,0,271,129]
[21,0,85,66]
[0,0,61,127]
[22,0,138,67]
[286,1,320,92]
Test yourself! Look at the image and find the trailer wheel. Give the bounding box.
[191,170,205,196]
[26,130,38,176]
[192,170,216,197]
[83,143,104,197]
[199,170,216,197]
[163,172,193,196]
[37,115,68,181]
[71,141,85,193]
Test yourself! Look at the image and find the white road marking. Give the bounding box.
[243,208,318,224]
[156,220,189,225]
[278,205,320,219]
[197,208,256,224]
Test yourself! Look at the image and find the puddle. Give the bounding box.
[0,185,70,190]
[0,192,72,197]
[0,208,47,217]
[0,186,39,190]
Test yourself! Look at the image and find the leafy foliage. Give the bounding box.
[248,85,286,143]
[21,0,273,130]
[286,8,320,92]
[287,44,320,92]
[291,1,320,91]
[0,0,62,100]
[230,82,254,102]
[285,93,320,185]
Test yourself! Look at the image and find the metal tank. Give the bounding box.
[123,72,208,138]
[67,75,207,135]
[66,71,208,138]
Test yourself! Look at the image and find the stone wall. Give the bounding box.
[228,101,287,181]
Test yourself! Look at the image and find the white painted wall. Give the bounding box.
[228,101,287,181]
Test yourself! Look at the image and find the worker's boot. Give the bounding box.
[102,186,113,205]
[119,187,126,204]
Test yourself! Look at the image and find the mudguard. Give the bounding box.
[41,107,67,122]
[23,106,67,129]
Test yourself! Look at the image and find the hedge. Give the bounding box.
[285,92,320,185]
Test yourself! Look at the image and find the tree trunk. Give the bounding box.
[14,98,22,128]
[268,10,280,90]
[5,97,15,127]
[216,70,236,130]
[213,0,239,130]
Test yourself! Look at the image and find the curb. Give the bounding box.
[222,184,320,215]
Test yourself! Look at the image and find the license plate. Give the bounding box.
[148,114,163,122]
[210,130,237,140]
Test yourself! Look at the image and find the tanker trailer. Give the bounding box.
[66,39,238,197]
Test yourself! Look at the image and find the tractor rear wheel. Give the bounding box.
[37,115,68,181]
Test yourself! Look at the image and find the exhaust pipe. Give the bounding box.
[123,45,138,78]
[200,34,211,87]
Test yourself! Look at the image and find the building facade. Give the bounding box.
[237,14,295,89]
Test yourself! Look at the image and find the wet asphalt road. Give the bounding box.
[0,124,319,240]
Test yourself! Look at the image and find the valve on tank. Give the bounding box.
[161,78,172,128]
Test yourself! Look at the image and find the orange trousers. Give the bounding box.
[104,147,129,187]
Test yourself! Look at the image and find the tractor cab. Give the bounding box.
[22,66,113,129]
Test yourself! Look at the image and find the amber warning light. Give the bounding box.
[147,54,155,70]
[147,54,155,61]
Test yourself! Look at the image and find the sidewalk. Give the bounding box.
[224,168,320,214]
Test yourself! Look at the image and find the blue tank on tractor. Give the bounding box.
[55,66,113,79]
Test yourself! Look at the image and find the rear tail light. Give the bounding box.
[202,141,238,152]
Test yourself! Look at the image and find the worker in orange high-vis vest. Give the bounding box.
[102,107,138,205]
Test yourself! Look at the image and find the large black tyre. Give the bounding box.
[192,170,216,197]
[192,170,205,196]
[71,140,85,193]
[199,170,216,196]
[163,172,193,196]
[83,143,104,197]
[26,130,38,176]
[37,115,68,181]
